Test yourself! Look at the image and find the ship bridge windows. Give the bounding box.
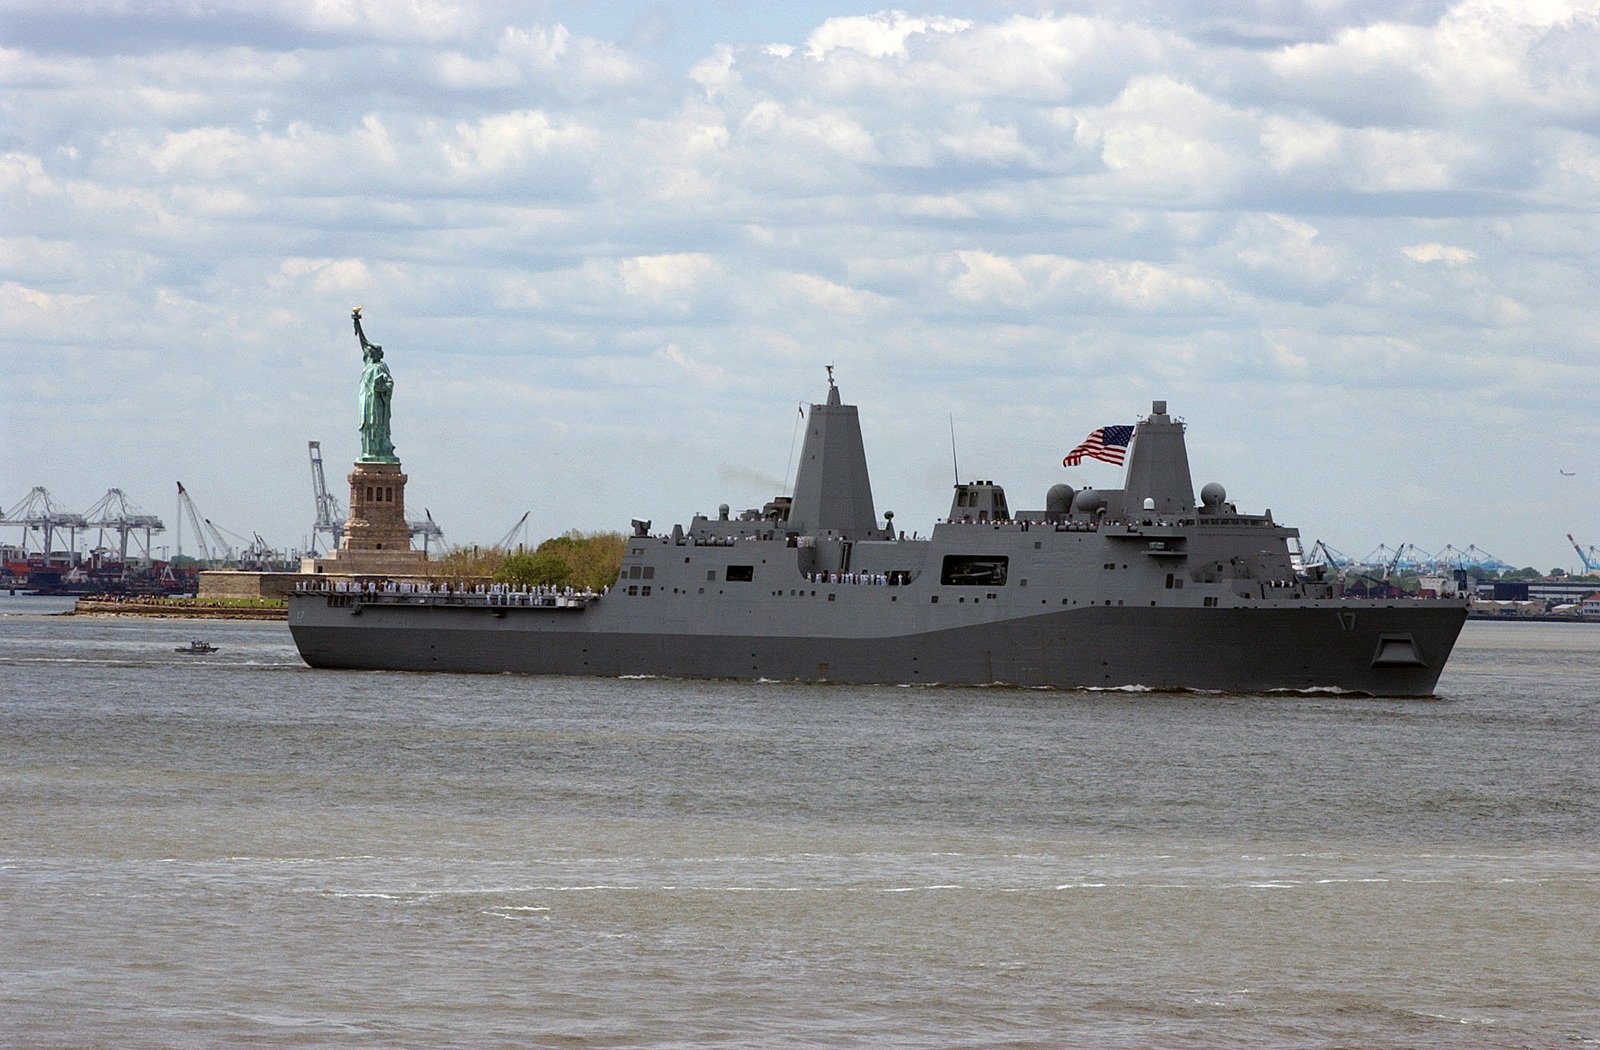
[940,555,1008,586]
[725,565,755,582]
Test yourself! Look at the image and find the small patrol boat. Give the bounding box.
[175,640,218,654]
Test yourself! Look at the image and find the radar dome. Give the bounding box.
[1200,482,1226,508]
[1072,488,1106,514]
[1046,484,1075,513]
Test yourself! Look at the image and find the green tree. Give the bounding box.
[559,530,626,591]
[432,530,626,591]
[497,549,570,587]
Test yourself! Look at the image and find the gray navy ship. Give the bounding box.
[289,377,1468,695]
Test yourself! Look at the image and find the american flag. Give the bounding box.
[1063,424,1134,467]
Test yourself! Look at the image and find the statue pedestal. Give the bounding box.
[302,460,428,575]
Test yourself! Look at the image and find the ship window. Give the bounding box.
[641,586,651,596]
[726,565,754,582]
[642,566,655,579]
[940,555,1008,586]
[707,570,716,581]
[627,585,638,596]
[629,566,642,579]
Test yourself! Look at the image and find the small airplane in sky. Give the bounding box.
[1559,469,1576,476]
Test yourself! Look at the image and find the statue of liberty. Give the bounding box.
[352,307,398,463]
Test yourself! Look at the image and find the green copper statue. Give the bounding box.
[352,307,399,463]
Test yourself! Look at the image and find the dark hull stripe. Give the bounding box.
[290,600,1466,696]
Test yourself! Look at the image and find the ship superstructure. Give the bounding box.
[289,379,1467,695]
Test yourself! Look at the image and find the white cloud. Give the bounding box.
[1075,76,1255,196]
[443,110,595,177]
[776,272,886,315]
[946,250,1224,313]
[272,257,378,295]
[803,12,971,60]
[618,253,719,301]
[658,342,729,385]
[1403,242,1479,265]
[278,0,510,43]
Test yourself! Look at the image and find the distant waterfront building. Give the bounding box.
[1475,579,1600,604]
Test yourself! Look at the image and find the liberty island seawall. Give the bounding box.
[2,607,1596,1048]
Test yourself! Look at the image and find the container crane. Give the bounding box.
[1569,534,1600,574]
[1460,545,1509,571]
[206,518,279,568]
[1390,544,1409,577]
[175,482,221,566]
[2,486,87,559]
[410,509,444,553]
[308,441,347,555]
[1304,540,1351,569]
[82,489,165,565]
[498,511,531,551]
[1392,543,1435,573]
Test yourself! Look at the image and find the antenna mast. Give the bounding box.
[949,414,960,485]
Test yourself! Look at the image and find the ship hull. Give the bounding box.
[289,597,1466,696]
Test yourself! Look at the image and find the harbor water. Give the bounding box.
[2,598,1596,1047]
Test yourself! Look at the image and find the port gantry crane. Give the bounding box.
[498,511,532,552]
[2,487,88,559]
[174,481,235,567]
[205,518,280,569]
[308,441,347,556]
[1569,534,1600,574]
[82,489,165,566]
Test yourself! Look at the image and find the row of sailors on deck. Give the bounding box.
[306,579,448,593]
[301,579,600,597]
[803,571,896,585]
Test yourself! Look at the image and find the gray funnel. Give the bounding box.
[788,380,879,536]
[1122,400,1195,516]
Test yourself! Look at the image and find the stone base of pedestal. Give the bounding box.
[297,459,430,576]
[344,461,412,551]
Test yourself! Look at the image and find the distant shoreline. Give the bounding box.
[69,597,288,621]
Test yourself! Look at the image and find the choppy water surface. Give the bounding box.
[2,603,1596,1048]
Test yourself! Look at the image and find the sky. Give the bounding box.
[3,0,1598,572]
